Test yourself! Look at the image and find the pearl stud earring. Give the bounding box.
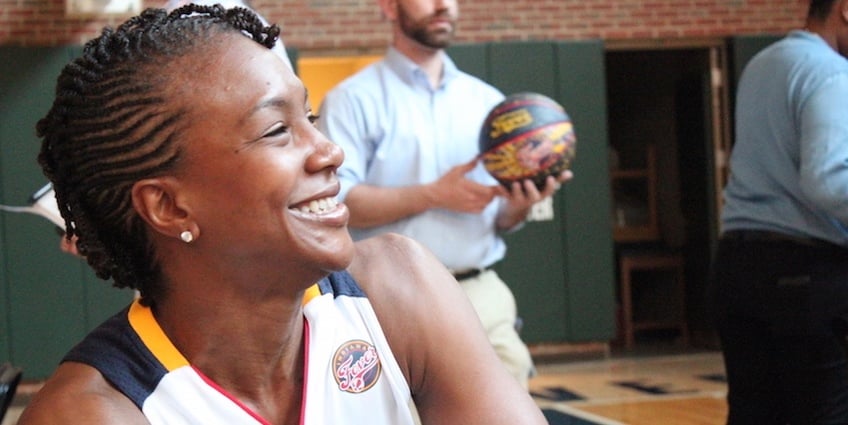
[180,230,194,243]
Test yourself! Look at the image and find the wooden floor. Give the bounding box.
[531,350,727,424]
[2,350,727,425]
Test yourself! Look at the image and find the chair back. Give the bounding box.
[0,363,23,423]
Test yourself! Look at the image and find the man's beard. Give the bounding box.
[398,8,455,49]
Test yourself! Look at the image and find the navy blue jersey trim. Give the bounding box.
[320,270,367,299]
[62,305,167,409]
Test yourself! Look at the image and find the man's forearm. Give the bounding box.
[344,184,437,228]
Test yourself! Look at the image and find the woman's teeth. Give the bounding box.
[298,197,338,214]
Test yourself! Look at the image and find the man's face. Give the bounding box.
[396,0,458,49]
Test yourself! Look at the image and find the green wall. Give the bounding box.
[449,40,617,343]
[0,46,135,380]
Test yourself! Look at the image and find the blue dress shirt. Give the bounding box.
[722,30,848,246]
[318,47,507,270]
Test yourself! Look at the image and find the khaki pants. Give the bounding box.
[458,269,534,389]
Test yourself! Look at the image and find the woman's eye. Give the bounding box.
[308,114,320,126]
[263,123,288,138]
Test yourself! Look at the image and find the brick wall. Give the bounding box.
[1,0,808,54]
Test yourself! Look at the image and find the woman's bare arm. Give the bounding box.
[350,233,546,425]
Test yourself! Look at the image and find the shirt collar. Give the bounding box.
[384,46,460,90]
[789,28,825,45]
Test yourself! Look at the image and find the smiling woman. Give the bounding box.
[16,4,547,425]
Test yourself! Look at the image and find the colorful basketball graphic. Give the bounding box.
[479,92,577,189]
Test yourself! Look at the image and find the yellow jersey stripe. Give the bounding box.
[128,300,189,371]
[302,283,321,307]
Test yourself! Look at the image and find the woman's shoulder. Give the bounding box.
[18,362,145,425]
[351,233,441,279]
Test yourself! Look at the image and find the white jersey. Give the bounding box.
[63,271,416,425]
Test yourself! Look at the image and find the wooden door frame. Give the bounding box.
[604,37,729,244]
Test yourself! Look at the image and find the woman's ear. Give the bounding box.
[132,178,194,241]
[842,0,848,23]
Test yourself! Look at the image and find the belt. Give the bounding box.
[452,266,492,281]
[722,229,839,250]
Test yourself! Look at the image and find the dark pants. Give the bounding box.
[708,235,848,425]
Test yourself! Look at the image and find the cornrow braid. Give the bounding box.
[36,4,279,306]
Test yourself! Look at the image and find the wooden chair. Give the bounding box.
[619,250,688,349]
[0,362,22,424]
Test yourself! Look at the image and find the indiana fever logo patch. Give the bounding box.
[332,339,382,393]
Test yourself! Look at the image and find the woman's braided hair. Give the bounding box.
[36,4,279,305]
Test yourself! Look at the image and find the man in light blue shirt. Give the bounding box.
[722,35,848,244]
[318,0,570,389]
[709,0,848,422]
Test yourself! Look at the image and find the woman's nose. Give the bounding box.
[305,127,344,172]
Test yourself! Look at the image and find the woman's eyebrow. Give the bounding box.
[251,96,288,114]
[239,95,288,126]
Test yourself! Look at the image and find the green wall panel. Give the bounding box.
[446,43,489,80]
[0,122,6,363]
[0,46,83,377]
[0,46,133,379]
[487,41,569,343]
[287,47,299,75]
[494,209,570,342]
[555,40,616,341]
[487,41,559,95]
[448,41,615,343]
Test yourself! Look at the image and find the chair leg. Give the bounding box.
[618,253,688,350]
[621,259,635,350]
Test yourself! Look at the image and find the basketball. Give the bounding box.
[478,92,576,189]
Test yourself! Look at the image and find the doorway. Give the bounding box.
[605,40,730,348]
